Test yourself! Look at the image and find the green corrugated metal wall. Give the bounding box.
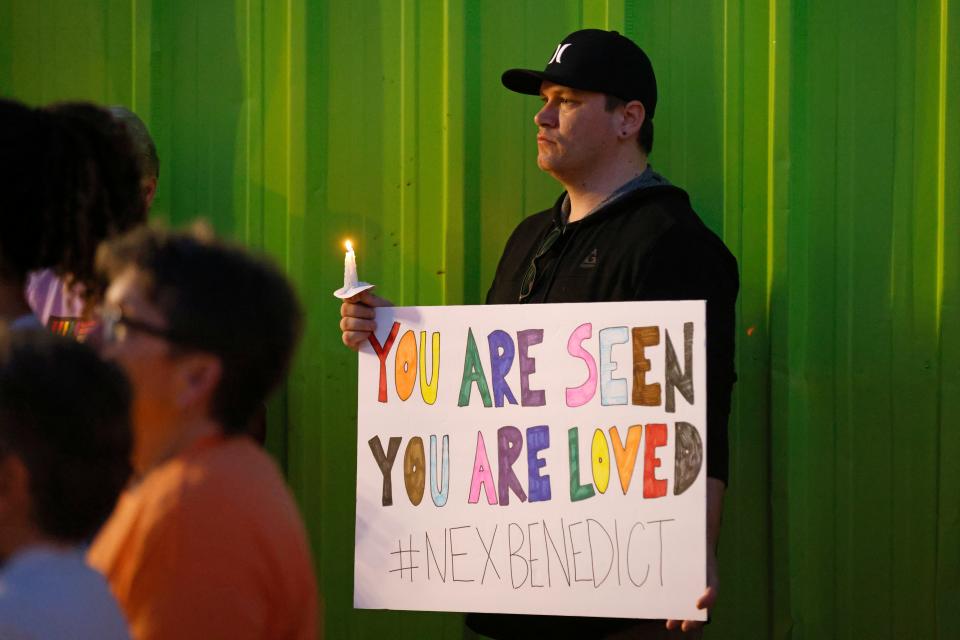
[1,1,957,638]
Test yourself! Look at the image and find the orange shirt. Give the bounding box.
[89,435,319,640]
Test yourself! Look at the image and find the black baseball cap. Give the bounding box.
[502,29,657,119]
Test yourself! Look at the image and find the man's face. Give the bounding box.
[98,267,182,474]
[534,81,620,181]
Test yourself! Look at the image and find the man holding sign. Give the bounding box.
[341,29,738,639]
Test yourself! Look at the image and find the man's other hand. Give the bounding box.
[665,476,724,633]
[664,549,718,633]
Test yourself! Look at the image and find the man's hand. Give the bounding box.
[664,476,725,633]
[664,550,718,633]
[339,290,393,351]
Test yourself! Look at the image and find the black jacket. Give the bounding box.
[486,184,738,483]
[470,185,738,639]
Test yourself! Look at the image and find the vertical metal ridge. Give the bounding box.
[830,0,842,518]
[284,0,292,272]
[624,0,637,35]
[936,0,948,331]
[765,0,777,317]
[933,0,950,602]
[244,0,251,243]
[131,0,137,107]
[886,0,901,306]
[460,0,481,304]
[885,14,903,631]
[441,0,450,305]
[828,11,845,622]
[259,0,267,249]
[400,1,408,303]
[721,0,730,244]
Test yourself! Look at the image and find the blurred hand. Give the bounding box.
[339,290,393,351]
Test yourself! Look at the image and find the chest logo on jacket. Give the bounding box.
[579,248,598,269]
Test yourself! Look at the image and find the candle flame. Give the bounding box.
[345,240,353,252]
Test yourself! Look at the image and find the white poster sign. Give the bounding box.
[354,300,707,621]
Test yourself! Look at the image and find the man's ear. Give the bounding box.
[619,100,646,140]
[142,176,158,211]
[0,455,32,522]
[174,353,223,412]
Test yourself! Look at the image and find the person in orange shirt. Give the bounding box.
[87,225,320,640]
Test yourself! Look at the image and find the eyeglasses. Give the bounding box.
[518,224,563,302]
[97,305,177,345]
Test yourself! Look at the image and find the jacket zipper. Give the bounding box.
[540,222,579,302]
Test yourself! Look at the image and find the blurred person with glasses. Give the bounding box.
[87,224,319,640]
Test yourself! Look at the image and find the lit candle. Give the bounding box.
[333,238,375,299]
[343,240,359,290]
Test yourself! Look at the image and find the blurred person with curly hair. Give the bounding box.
[0,99,149,336]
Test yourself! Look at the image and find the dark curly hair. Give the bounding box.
[43,102,147,297]
[0,99,146,299]
[0,99,55,280]
[0,327,132,542]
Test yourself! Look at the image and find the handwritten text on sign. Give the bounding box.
[354,301,707,621]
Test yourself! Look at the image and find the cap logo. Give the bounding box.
[548,43,572,65]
